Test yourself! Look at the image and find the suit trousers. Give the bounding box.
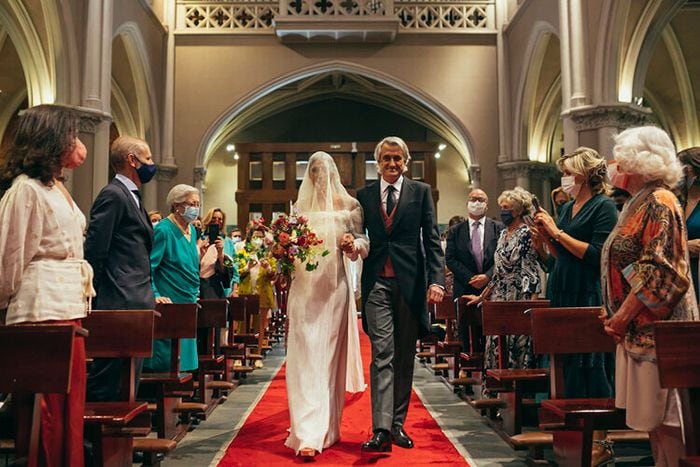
[365,277,419,432]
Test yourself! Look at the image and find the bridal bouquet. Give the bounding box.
[268,213,329,275]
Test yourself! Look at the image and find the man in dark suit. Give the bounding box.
[84,136,167,401]
[357,136,445,452]
[445,188,504,351]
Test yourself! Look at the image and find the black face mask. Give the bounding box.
[136,162,157,184]
[616,203,623,212]
[194,227,202,239]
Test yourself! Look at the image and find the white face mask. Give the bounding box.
[467,201,487,217]
[232,236,241,243]
[251,238,263,248]
[560,175,582,198]
[151,220,159,226]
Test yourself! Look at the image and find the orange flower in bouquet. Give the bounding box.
[269,212,329,275]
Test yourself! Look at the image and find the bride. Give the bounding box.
[284,151,368,458]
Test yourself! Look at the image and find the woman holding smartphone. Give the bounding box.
[200,208,237,299]
[533,147,618,466]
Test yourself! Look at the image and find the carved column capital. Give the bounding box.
[156,164,178,182]
[71,106,112,134]
[193,165,207,185]
[562,104,652,131]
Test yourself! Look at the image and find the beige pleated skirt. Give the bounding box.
[615,344,681,432]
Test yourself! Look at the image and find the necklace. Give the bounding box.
[169,214,191,237]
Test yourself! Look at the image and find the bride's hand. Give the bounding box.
[340,233,355,254]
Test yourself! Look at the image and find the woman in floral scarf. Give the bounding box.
[602,126,699,467]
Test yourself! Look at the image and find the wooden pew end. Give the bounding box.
[133,438,177,466]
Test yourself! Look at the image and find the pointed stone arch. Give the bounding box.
[0,0,54,105]
[111,22,161,155]
[512,21,561,163]
[195,60,476,172]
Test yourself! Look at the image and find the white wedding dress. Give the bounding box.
[284,152,367,454]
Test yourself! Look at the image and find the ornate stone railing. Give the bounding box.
[176,0,495,33]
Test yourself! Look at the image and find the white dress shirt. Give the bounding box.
[115,173,140,208]
[380,175,404,212]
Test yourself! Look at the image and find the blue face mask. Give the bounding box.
[500,210,514,226]
[181,205,199,223]
[136,162,157,184]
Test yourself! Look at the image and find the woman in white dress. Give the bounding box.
[285,151,368,458]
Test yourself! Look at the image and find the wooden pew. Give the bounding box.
[0,324,84,467]
[433,298,462,381]
[655,320,700,466]
[196,299,235,415]
[139,303,202,441]
[221,296,254,380]
[531,307,626,467]
[477,300,551,438]
[239,294,265,364]
[82,310,159,467]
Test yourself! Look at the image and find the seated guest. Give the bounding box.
[602,126,698,467]
[442,215,465,298]
[143,184,201,374]
[466,187,542,373]
[85,135,164,402]
[0,104,94,466]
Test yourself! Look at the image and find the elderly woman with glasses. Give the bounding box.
[143,184,201,374]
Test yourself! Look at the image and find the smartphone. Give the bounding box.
[207,223,220,244]
[532,197,541,213]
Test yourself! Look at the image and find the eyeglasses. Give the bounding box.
[468,197,487,202]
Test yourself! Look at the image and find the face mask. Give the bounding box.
[251,238,263,248]
[467,201,487,217]
[607,162,629,190]
[560,175,581,198]
[63,138,87,169]
[136,162,157,184]
[232,236,241,243]
[194,227,202,238]
[151,220,159,227]
[181,205,199,223]
[500,210,514,226]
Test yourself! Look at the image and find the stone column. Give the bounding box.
[69,0,113,214]
[469,164,482,189]
[497,160,558,205]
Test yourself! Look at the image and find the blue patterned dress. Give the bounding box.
[484,224,542,371]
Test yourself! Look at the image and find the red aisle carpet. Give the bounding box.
[217,320,470,466]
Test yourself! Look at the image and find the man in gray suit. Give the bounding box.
[357,136,445,452]
[84,136,169,401]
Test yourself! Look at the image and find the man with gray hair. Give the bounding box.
[84,135,168,402]
[357,136,445,452]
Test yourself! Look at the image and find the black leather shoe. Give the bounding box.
[391,426,414,449]
[361,429,392,452]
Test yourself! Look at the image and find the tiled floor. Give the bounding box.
[160,343,654,466]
